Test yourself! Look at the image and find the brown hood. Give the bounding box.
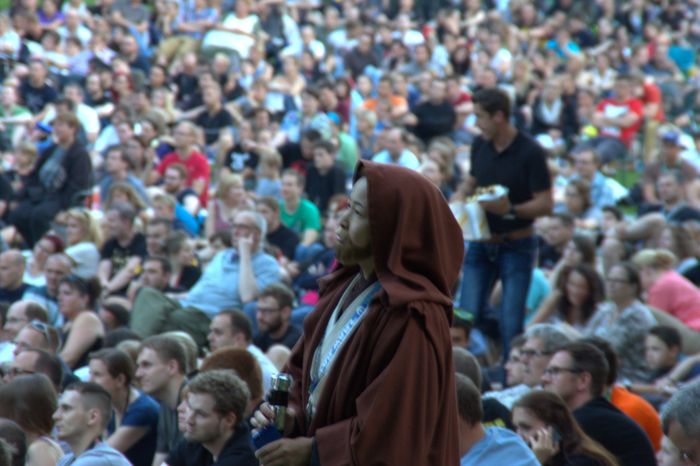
[354,160,463,313]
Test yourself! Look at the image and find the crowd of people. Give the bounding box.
[0,0,697,464]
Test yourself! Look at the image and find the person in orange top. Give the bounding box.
[362,76,408,121]
[584,337,662,451]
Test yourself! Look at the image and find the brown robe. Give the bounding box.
[285,161,464,465]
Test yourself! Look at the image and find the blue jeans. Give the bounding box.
[459,236,536,358]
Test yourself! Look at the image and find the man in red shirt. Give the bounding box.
[593,75,644,148]
[157,122,210,205]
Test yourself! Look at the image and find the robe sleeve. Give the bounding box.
[313,312,457,465]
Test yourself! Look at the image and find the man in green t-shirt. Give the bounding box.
[279,169,321,246]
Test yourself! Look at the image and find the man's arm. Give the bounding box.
[481,189,553,218]
[238,236,259,304]
[300,229,319,246]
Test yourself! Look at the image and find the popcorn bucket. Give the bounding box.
[450,201,491,241]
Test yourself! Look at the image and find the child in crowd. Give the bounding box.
[630,326,700,405]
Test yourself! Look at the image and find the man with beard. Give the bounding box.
[164,370,258,466]
[253,161,462,465]
[253,283,302,352]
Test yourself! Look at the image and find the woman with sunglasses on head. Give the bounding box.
[89,348,159,466]
[0,374,64,466]
[58,275,104,369]
[583,263,657,383]
[513,390,619,466]
[64,207,103,279]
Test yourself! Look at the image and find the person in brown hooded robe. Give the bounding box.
[254,160,463,465]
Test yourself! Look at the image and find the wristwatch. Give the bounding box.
[503,205,517,220]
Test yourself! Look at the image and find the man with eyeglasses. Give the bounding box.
[662,380,700,466]
[0,300,49,363]
[130,210,280,348]
[253,283,302,353]
[12,320,58,357]
[4,348,66,390]
[483,324,571,409]
[543,342,656,466]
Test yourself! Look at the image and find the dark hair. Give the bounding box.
[63,382,113,430]
[561,342,609,397]
[514,391,619,466]
[0,374,57,435]
[100,300,130,328]
[452,348,482,389]
[300,129,322,143]
[555,264,604,325]
[455,374,483,426]
[451,312,472,343]
[89,348,135,386]
[579,337,618,386]
[140,335,187,375]
[103,327,142,348]
[218,310,253,343]
[259,283,295,310]
[27,349,63,389]
[472,88,511,119]
[648,325,682,350]
[201,348,263,401]
[569,234,596,266]
[147,217,173,232]
[23,302,48,323]
[608,262,642,298]
[0,419,27,466]
[143,256,172,275]
[313,139,336,155]
[58,275,101,309]
[602,205,623,221]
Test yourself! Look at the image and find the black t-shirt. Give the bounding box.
[194,108,234,145]
[19,79,58,114]
[470,132,551,233]
[266,224,300,260]
[304,164,347,213]
[278,142,305,170]
[101,233,148,290]
[573,397,656,466]
[165,423,257,466]
[0,283,29,304]
[413,101,456,143]
[223,144,260,173]
[253,324,303,352]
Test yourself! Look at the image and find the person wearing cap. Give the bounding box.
[642,128,699,205]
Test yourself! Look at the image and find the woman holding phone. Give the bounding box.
[513,390,619,466]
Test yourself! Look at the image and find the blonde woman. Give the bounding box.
[632,249,700,331]
[64,208,103,279]
[205,172,254,237]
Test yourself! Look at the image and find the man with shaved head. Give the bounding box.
[0,250,27,303]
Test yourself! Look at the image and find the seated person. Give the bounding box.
[98,202,148,296]
[252,283,302,353]
[129,211,280,348]
[630,326,700,401]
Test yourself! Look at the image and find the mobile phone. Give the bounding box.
[551,426,562,445]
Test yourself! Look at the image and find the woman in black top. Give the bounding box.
[58,275,104,369]
[513,391,619,466]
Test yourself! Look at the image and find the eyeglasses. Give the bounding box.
[256,306,280,315]
[520,349,553,359]
[544,366,583,377]
[29,320,51,343]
